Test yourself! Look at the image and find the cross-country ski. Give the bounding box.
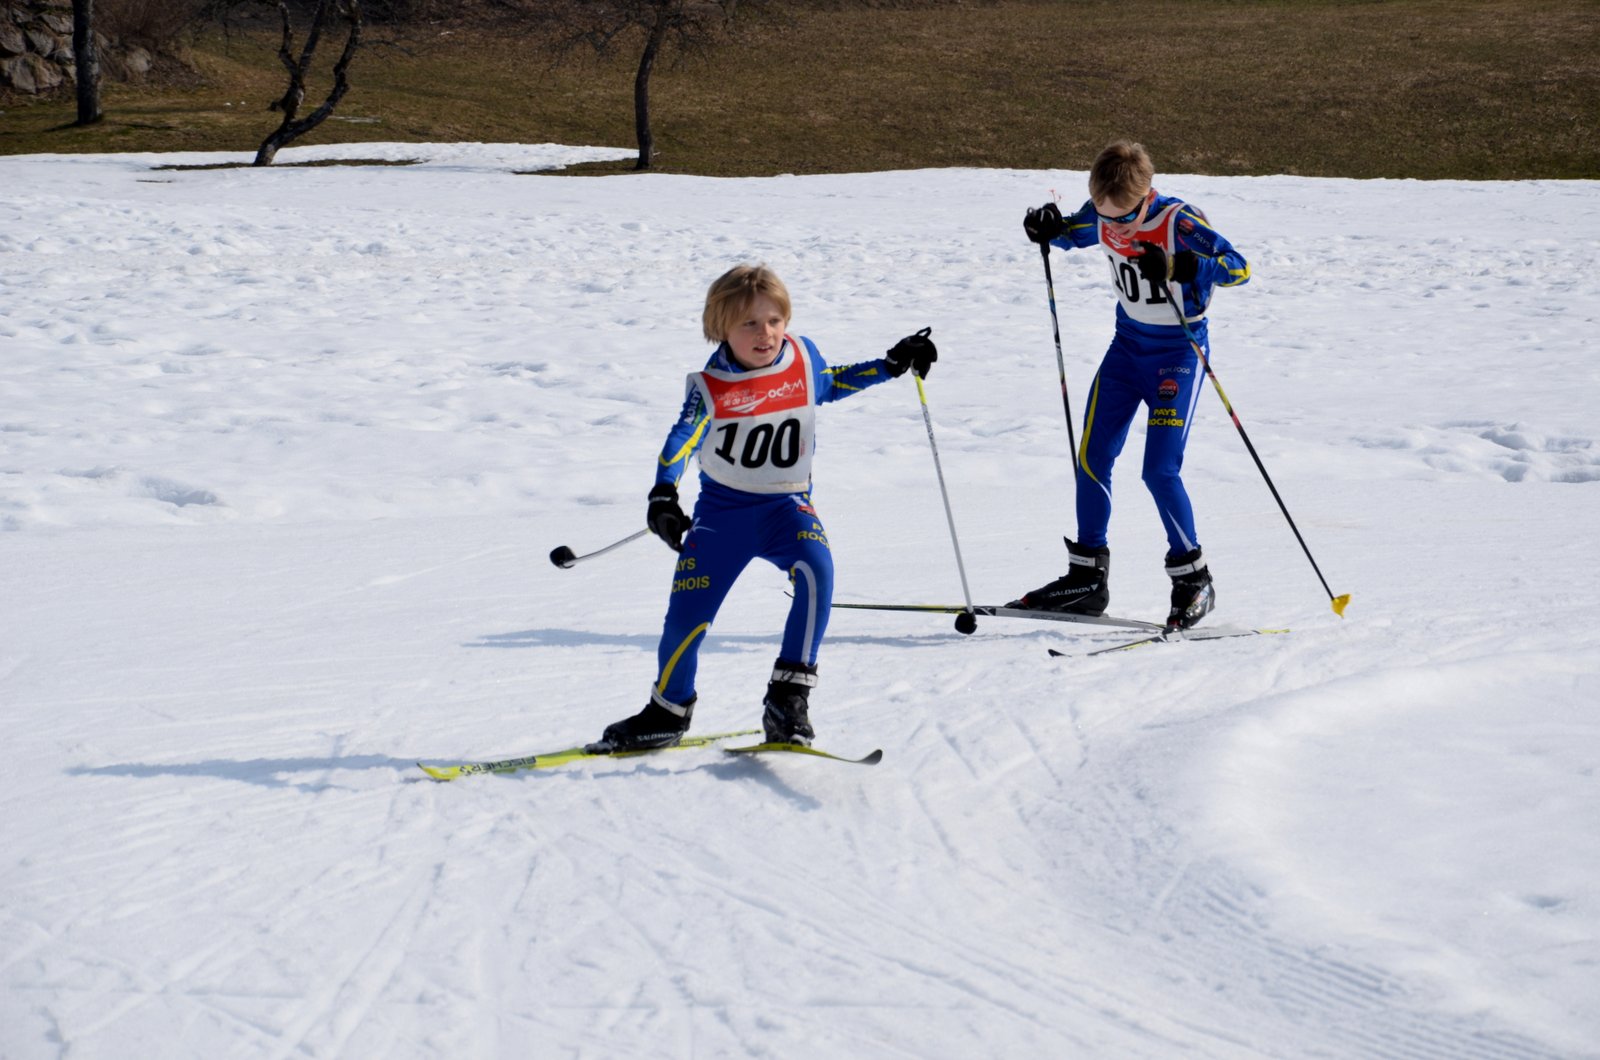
[417,730,760,780]
[724,742,885,766]
[1047,625,1292,657]
[833,601,1164,631]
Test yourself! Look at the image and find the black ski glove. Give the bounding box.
[647,482,688,552]
[884,327,937,379]
[1023,202,1065,244]
[1134,241,1199,286]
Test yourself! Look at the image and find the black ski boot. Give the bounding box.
[1008,537,1110,615]
[594,693,695,752]
[762,659,817,746]
[1165,547,1215,631]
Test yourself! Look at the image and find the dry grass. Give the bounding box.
[2,0,1596,178]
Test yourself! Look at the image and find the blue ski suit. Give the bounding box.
[649,336,894,708]
[1048,192,1250,555]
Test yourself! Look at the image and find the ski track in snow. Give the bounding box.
[2,144,1598,1058]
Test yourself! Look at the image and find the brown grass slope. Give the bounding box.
[1,0,1596,179]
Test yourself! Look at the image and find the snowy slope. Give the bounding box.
[2,143,1597,1059]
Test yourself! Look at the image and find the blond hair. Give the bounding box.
[1088,140,1155,206]
[702,264,792,343]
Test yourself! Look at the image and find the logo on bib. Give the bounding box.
[1158,378,1180,400]
[718,377,806,415]
[702,353,810,418]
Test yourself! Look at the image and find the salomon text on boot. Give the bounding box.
[1009,538,1110,614]
[593,693,695,753]
[762,659,817,747]
[1165,547,1215,632]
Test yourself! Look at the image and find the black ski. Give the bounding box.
[724,742,883,765]
[834,601,1163,631]
[1049,625,1290,657]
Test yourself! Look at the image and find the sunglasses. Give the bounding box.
[1096,194,1148,225]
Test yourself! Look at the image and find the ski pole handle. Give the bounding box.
[549,528,651,569]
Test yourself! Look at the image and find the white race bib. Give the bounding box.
[690,336,818,494]
[1099,202,1202,326]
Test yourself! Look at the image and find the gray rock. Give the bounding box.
[24,51,60,89]
[0,53,37,92]
[24,26,57,56]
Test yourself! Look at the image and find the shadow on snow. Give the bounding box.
[67,754,415,791]
[467,627,971,651]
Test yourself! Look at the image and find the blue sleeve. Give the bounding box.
[1050,200,1102,252]
[655,384,710,487]
[803,337,897,405]
[1176,205,1250,290]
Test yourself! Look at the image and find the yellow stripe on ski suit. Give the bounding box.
[823,363,886,393]
[1077,374,1104,484]
[658,410,710,479]
[655,622,710,696]
[1216,261,1252,287]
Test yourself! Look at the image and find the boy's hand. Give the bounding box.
[1023,203,1065,244]
[885,327,937,379]
[647,483,688,552]
[1133,241,1172,285]
[1135,241,1200,285]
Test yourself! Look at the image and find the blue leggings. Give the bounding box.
[653,479,834,706]
[1076,332,1206,556]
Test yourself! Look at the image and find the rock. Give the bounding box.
[24,26,56,56]
[0,0,183,95]
[123,45,150,78]
[0,53,37,92]
[22,51,59,90]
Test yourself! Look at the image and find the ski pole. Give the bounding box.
[1157,276,1350,617]
[1039,243,1080,464]
[549,528,651,569]
[909,343,978,635]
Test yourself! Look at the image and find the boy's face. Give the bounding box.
[1094,186,1152,237]
[725,293,789,370]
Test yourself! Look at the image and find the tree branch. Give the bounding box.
[254,0,363,166]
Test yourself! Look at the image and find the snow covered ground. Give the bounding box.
[2,142,1597,1059]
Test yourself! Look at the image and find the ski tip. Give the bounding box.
[417,762,458,782]
[1331,593,1351,617]
[724,742,883,765]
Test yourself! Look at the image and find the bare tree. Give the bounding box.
[71,0,103,125]
[550,0,745,171]
[253,0,363,166]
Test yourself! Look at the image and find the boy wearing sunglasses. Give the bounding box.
[1011,140,1251,631]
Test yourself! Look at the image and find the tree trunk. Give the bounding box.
[633,8,672,171]
[71,0,102,126]
[254,0,362,167]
